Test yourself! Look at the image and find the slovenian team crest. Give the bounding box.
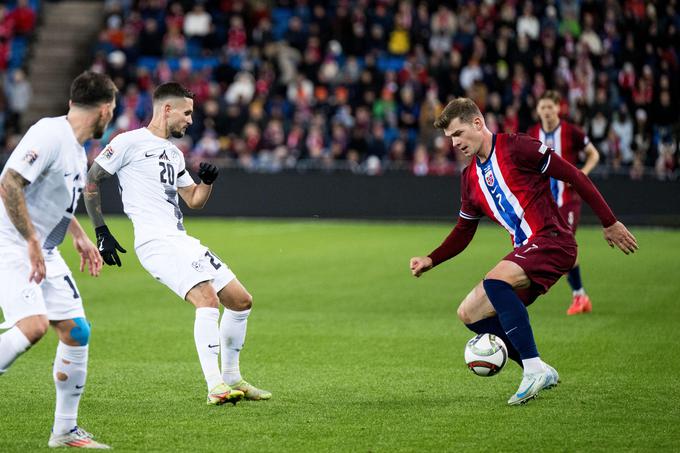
[102,145,114,159]
[484,170,495,186]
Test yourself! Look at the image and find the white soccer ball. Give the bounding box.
[464,333,508,377]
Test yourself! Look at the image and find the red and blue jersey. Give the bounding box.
[527,121,589,207]
[459,133,572,248]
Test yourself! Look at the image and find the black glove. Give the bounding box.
[95,225,127,267]
[197,162,219,185]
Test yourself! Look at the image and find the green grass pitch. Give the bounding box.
[2,217,679,452]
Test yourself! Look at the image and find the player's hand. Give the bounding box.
[27,237,46,283]
[72,233,102,277]
[197,162,218,185]
[603,221,638,255]
[410,256,433,278]
[95,225,127,266]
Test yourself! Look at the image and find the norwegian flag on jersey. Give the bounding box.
[527,122,589,207]
[458,133,571,248]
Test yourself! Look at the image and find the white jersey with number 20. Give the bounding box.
[95,127,194,248]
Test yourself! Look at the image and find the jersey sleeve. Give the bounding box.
[509,133,553,174]
[459,167,484,221]
[94,136,129,175]
[4,122,58,183]
[176,153,195,188]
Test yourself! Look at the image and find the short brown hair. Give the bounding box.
[433,98,482,129]
[153,82,194,102]
[538,90,561,104]
[70,71,117,107]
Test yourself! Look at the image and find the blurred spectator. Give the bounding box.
[4,69,31,134]
[183,3,211,39]
[611,107,634,167]
[655,136,678,180]
[516,2,539,40]
[0,5,14,42]
[8,0,35,36]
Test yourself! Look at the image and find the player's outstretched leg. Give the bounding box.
[0,322,34,374]
[482,279,554,405]
[458,283,538,367]
[566,265,592,315]
[187,282,244,406]
[218,280,271,401]
[49,318,111,449]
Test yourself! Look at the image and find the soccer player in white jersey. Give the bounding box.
[0,71,115,449]
[83,82,271,406]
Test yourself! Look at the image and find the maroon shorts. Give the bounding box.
[504,232,577,301]
[559,200,582,233]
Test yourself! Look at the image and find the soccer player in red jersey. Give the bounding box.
[410,98,637,405]
[528,90,601,315]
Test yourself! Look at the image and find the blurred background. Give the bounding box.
[0,0,678,224]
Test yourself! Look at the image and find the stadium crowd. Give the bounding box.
[1,0,679,180]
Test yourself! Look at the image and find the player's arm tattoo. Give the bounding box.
[0,169,37,241]
[84,162,114,228]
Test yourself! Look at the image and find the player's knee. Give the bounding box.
[68,317,91,346]
[195,293,220,308]
[236,293,253,311]
[18,315,49,344]
[457,304,473,324]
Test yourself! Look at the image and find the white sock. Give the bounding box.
[0,326,31,374]
[53,342,88,435]
[522,357,546,375]
[194,307,223,390]
[573,288,586,297]
[220,308,250,386]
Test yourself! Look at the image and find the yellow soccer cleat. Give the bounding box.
[231,379,272,401]
[207,383,244,406]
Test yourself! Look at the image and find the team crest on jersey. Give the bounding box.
[22,150,39,165]
[484,169,495,186]
[192,261,204,272]
[102,145,114,159]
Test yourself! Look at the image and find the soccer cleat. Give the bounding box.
[48,426,111,449]
[543,363,560,389]
[567,294,592,315]
[507,370,552,405]
[207,383,244,406]
[230,379,272,401]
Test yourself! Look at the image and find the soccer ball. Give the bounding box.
[464,333,508,377]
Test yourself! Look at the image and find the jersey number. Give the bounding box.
[159,162,175,185]
[64,276,80,299]
[66,175,82,214]
[495,193,506,212]
[204,251,222,270]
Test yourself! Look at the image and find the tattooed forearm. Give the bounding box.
[84,162,113,228]
[0,169,38,241]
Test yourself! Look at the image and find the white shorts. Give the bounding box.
[136,235,236,300]
[0,246,85,329]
